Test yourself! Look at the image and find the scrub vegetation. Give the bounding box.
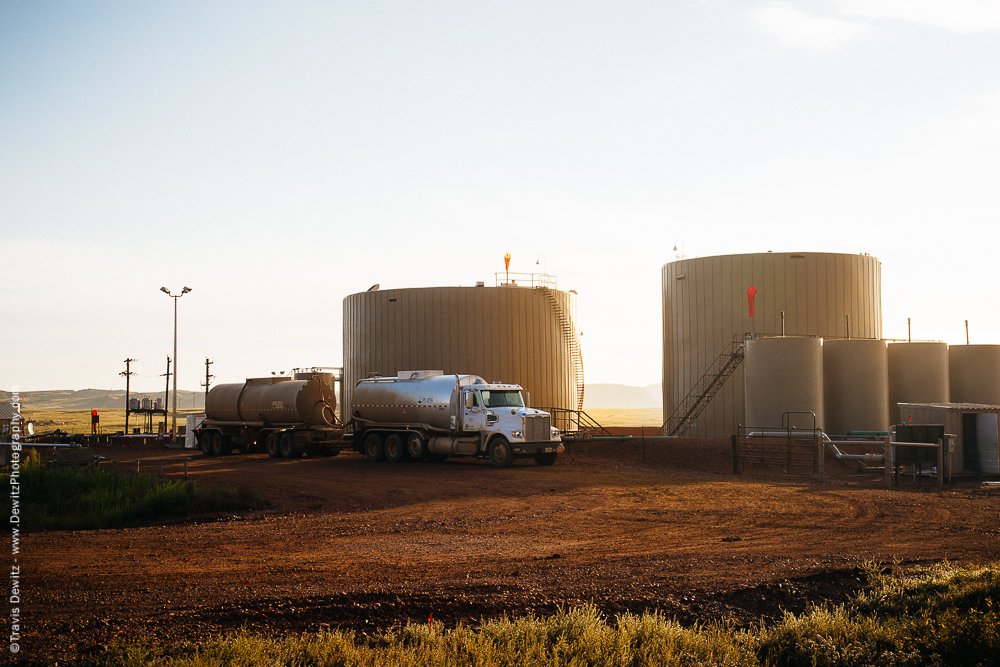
[2,451,266,531]
[75,561,998,667]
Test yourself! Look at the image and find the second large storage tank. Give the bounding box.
[663,252,882,438]
[823,338,889,435]
[343,285,582,414]
[949,345,1000,406]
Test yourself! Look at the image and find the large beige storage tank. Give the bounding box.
[949,345,1000,406]
[823,339,889,435]
[744,337,824,430]
[887,342,949,426]
[343,285,582,414]
[663,252,882,438]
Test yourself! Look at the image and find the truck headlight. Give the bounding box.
[511,430,523,439]
[551,427,560,438]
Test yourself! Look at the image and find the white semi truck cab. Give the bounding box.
[351,370,564,468]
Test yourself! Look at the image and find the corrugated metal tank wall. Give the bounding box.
[744,337,824,429]
[823,339,889,435]
[343,286,581,414]
[662,252,882,438]
[949,345,1000,406]
[886,342,950,426]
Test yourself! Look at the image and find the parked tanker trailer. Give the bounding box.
[195,369,346,458]
[350,370,563,468]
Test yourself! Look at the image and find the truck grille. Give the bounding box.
[525,414,551,442]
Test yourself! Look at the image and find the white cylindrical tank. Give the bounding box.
[663,252,882,438]
[887,342,950,426]
[343,285,582,413]
[949,345,1000,405]
[823,339,889,435]
[744,337,824,430]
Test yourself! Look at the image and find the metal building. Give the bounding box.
[343,285,582,415]
[898,402,1000,475]
[662,252,882,438]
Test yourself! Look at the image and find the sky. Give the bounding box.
[2,0,999,395]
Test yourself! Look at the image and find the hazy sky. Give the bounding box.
[2,0,999,394]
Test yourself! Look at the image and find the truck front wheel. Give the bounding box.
[406,433,427,461]
[363,432,385,462]
[488,437,514,469]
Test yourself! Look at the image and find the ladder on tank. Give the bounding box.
[540,288,585,411]
[657,333,749,437]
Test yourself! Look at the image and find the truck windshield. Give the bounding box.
[481,390,524,408]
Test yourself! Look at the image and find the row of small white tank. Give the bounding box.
[744,339,1000,435]
[127,397,164,411]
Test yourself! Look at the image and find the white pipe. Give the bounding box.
[745,430,885,463]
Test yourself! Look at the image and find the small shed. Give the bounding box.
[0,402,19,440]
[898,403,1000,475]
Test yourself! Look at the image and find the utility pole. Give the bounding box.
[121,358,135,434]
[161,286,191,443]
[161,357,172,434]
[201,358,214,410]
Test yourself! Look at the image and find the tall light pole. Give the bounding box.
[161,286,192,443]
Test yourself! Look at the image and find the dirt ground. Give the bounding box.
[9,439,1000,663]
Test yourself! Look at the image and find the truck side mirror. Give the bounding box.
[465,393,473,409]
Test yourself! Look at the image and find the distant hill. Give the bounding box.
[0,389,206,410]
[583,384,662,410]
[7,384,656,411]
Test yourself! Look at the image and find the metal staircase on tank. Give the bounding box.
[540,288,585,411]
[658,333,750,437]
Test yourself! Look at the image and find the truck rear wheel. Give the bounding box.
[363,432,384,462]
[488,437,514,468]
[265,432,280,458]
[279,433,297,459]
[384,434,405,462]
[534,453,559,466]
[406,433,427,461]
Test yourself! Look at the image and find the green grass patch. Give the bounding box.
[62,561,1000,667]
[3,452,266,531]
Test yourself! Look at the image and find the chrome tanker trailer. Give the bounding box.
[350,370,563,468]
[196,369,346,458]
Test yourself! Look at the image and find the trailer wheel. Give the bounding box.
[210,432,230,456]
[488,437,514,469]
[406,433,427,461]
[384,434,406,462]
[363,432,384,462]
[199,432,212,456]
[265,432,280,458]
[279,433,297,459]
[534,453,559,466]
